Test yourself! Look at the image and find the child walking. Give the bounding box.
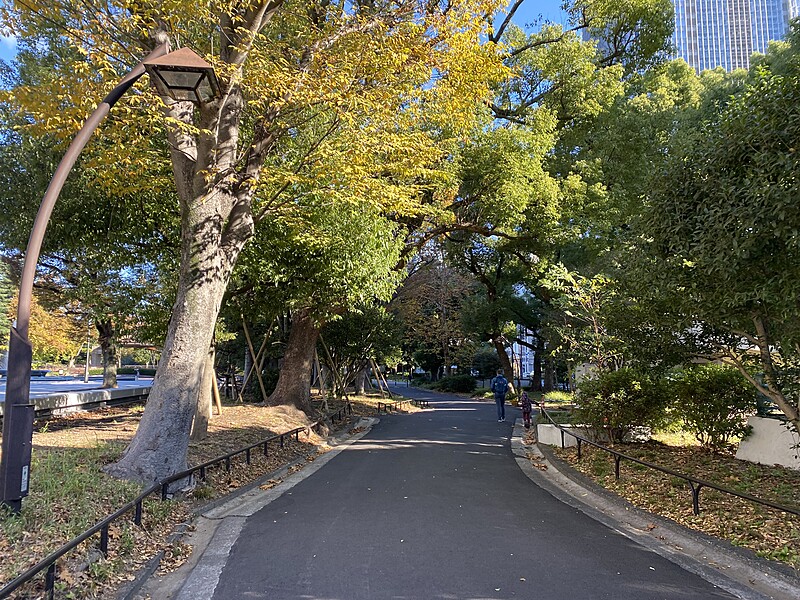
[520,390,533,429]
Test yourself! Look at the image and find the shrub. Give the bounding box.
[117,367,157,376]
[432,374,477,393]
[671,364,757,451]
[542,391,573,404]
[576,368,670,444]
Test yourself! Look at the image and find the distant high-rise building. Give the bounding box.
[673,0,798,72]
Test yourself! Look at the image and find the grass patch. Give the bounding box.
[551,441,800,570]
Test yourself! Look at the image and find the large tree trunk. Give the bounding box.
[191,345,215,442]
[354,366,367,395]
[491,335,515,394]
[533,338,543,392]
[105,184,250,485]
[543,357,556,392]
[96,319,118,389]
[267,309,319,413]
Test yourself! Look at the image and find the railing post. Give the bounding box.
[690,481,704,515]
[161,483,169,501]
[246,448,251,465]
[280,434,284,448]
[577,438,582,460]
[295,430,299,442]
[134,499,143,526]
[225,457,231,472]
[100,524,109,556]
[560,429,565,449]
[614,454,621,480]
[45,563,56,600]
[264,441,269,456]
[200,466,206,480]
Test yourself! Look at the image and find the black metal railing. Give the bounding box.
[0,403,353,599]
[538,403,800,518]
[376,398,428,413]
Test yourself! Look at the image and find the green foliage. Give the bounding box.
[0,260,13,348]
[322,306,401,366]
[670,364,757,451]
[576,368,670,443]
[628,28,800,430]
[542,264,624,370]
[431,374,477,393]
[117,367,157,376]
[472,345,502,378]
[542,390,574,404]
[233,202,403,325]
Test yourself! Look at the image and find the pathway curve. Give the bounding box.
[193,387,741,600]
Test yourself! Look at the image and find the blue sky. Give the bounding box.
[512,0,570,28]
[0,31,15,62]
[0,1,570,64]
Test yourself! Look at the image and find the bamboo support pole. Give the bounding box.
[242,319,270,404]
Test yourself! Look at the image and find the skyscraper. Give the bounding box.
[673,0,798,72]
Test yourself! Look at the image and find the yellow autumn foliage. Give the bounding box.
[0,0,508,220]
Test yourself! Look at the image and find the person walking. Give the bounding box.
[490,369,509,422]
[520,390,532,429]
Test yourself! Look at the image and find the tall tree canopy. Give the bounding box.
[0,0,506,485]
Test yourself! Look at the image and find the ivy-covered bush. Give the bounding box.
[671,364,757,451]
[576,368,670,444]
[432,374,477,393]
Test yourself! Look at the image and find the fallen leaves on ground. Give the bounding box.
[552,442,800,570]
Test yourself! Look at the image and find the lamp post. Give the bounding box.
[0,45,220,513]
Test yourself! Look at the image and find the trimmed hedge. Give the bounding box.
[432,374,477,393]
[117,367,157,376]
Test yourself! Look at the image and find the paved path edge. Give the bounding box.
[126,417,379,600]
[511,420,800,600]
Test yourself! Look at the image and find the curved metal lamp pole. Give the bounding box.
[0,43,170,513]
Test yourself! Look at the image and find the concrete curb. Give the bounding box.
[127,417,379,600]
[510,419,800,600]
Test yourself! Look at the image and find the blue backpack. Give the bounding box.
[492,376,508,395]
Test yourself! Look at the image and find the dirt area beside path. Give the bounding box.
[0,393,416,599]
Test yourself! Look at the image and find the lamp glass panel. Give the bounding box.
[158,69,204,90]
[169,87,199,102]
[195,79,216,103]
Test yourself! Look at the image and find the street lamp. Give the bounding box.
[0,45,220,513]
[144,47,220,104]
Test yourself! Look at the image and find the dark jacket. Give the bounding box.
[490,375,508,398]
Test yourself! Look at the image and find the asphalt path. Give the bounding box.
[210,386,736,600]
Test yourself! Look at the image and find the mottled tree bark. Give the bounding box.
[533,338,543,392]
[191,345,215,441]
[96,319,117,389]
[491,335,515,394]
[354,366,367,395]
[267,309,318,413]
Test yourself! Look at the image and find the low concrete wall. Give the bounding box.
[537,423,593,447]
[736,416,800,470]
[0,386,151,417]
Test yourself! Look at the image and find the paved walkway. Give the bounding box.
[136,386,800,600]
[141,388,797,600]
